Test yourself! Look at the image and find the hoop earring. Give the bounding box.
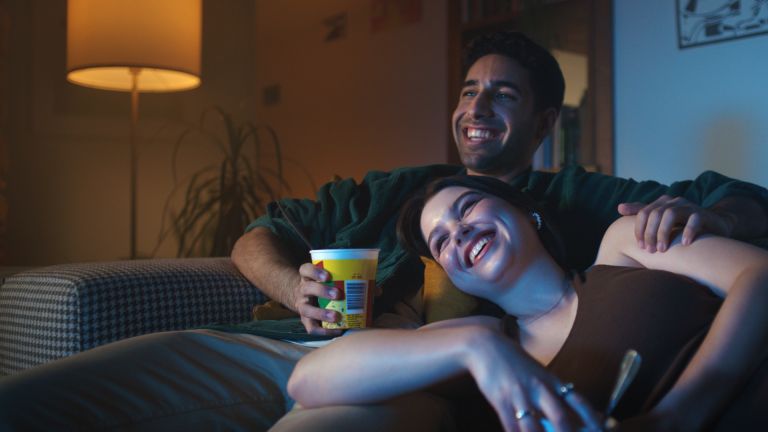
[532,211,543,231]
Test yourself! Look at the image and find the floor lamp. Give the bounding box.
[65,0,202,259]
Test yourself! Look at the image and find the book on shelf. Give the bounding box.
[532,105,581,172]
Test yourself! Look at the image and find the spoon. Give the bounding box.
[604,349,642,430]
[539,349,642,432]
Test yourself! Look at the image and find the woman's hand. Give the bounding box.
[464,327,603,432]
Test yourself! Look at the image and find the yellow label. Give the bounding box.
[312,258,377,329]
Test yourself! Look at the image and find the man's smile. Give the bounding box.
[463,126,502,144]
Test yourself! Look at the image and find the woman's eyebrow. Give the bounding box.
[426,190,481,247]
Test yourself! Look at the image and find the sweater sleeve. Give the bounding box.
[527,166,768,271]
[244,164,464,312]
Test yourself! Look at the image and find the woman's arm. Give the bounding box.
[596,216,768,430]
[287,316,497,408]
[288,315,602,431]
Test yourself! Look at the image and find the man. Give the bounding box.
[232,31,768,337]
[1,31,766,431]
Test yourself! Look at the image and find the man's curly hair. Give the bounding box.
[462,31,565,114]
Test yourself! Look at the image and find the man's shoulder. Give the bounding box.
[313,164,464,203]
[367,164,464,178]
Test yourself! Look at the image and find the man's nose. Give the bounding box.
[468,93,493,119]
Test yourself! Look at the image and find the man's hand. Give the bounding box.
[231,228,345,336]
[295,263,344,336]
[617,195,735,253]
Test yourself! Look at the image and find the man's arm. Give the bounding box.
[231,227,342,336]
[534,167,768,269]
[618,194,768,253]
[233,164,463,332]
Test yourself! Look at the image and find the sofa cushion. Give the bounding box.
[0,258,265,375]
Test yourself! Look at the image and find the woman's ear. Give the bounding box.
[530,211,543,231]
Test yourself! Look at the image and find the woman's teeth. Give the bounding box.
[470,235,491,264]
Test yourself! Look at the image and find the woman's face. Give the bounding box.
[420,186,539,298]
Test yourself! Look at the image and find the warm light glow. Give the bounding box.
[66,0,202,93]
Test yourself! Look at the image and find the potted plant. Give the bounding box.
[153,107,299,257]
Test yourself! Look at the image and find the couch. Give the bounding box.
[0,258,266,375]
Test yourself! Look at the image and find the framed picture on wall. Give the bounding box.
[676,0,768,48]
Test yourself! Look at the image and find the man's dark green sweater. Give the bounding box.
[247,164,768,316]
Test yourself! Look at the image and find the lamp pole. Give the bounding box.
[129,68,140,260]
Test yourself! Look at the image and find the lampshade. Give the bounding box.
[66,0,202,93]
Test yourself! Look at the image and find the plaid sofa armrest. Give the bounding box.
[0,258,267,375]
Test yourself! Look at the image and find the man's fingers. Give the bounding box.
[617,202,645,216]
[299,315,321,334]
[642,206,670,253]
[633,207,650,249]
[682,212,703,246]
[299,315,343,336]
[298,302,335,322]
[297,303,341,331]
[299,279,340,300]
[298,262,329,282]
[656,207,688,252]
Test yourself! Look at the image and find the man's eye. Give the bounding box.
[496,92,515,101]
[461,90,477,98]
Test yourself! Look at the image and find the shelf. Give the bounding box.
[446,0,614,174]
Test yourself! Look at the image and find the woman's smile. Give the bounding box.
[466,230,496,267]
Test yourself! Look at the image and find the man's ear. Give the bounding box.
[535,107,559,143]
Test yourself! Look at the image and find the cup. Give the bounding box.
[309,248,380,329]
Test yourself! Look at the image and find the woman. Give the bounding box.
[288,175,768,431]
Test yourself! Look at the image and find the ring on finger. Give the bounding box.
[514,408,532,420]
[556,382,575,398]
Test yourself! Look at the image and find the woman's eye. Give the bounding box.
[435,236,447,255]
[460,198,479,218]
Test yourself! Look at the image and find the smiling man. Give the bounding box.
[454,54,557,183]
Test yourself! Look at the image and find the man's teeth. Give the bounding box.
[469,236,491,264]
[467,128,494,139]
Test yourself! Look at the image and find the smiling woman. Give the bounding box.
[286,174,768,431]
[397,175,572,282]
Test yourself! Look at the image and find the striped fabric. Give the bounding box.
[0,258,266,375]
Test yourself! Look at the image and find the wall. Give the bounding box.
[5,0,448,266]
[614,0,768,187]
[252,0,447,200]
[5,0,259,265]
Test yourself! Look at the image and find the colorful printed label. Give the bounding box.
[312,258,378,329]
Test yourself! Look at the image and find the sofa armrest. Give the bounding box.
[0,258,267,375]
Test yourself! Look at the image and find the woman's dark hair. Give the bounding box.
[462,31,565,114]
[397,175,572,278]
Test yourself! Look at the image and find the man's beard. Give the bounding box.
[459,143,531,176]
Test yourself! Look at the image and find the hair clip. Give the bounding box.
[532,211,543,231]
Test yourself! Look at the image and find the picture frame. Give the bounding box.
[676,0,768,49]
